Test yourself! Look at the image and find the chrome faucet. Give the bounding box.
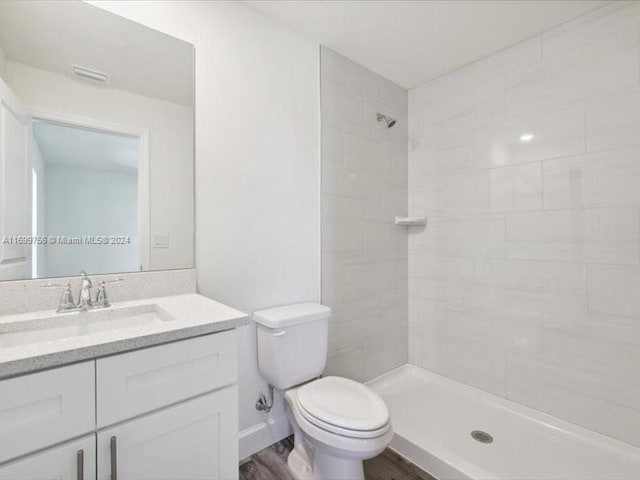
[42,272,123,313]
[77,271,93,310]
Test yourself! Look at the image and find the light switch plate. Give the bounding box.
[153,234,169,248]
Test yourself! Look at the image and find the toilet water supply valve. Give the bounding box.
[256,384,275,413]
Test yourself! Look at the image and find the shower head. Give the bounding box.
[377,113,397,128]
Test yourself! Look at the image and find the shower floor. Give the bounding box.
[368,365,640,480]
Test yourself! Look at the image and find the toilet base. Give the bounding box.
[286,440,366,480]
[288,448,314,480]
[312,449,364,480]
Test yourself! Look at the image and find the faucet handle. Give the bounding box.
[58,283,75,311]
[94,278,122,308]
[95,281,110,308]
[42,282,75,313]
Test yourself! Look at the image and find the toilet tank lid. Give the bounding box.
[253,303,331,328]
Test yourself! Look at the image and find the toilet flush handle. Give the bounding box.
[272,329,286,337]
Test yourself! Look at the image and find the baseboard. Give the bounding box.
[239,414,292,461]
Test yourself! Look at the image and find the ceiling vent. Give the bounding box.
[69,64,111,84]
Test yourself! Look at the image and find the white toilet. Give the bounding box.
[254,303,393,480]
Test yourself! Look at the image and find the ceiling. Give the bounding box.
[245,0,609,88]
[33,121,138,174]
[0,0,194,107]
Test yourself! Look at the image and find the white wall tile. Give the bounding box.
[588,265,640,318]
[409,179,447,217]
[489,101,585,167]
[409,76,446,111]
[321,82,363,129]
[542,321,637,383]
[506,354,640,446]
[542,1,640,58]
[544,148,640,210]
[439,76,504,131]
[506,28,638,117]
[418,214,504,259]
[586,88,640,152]
[321,47,381,99]
[380,77,409,112]
[445,170,490,215]
[506,207,640,265]
[490,162,542,213]
[321,47,408,382]
[445,37,542,94]
[409,144,474,180]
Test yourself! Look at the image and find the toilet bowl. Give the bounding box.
[253,303,393,480]
[285,376,393,480]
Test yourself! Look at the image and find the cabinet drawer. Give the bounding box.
[0,362,95,464]
[96,331,236,427]
[0,434,96,480]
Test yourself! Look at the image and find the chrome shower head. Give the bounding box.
[377,112,397,128]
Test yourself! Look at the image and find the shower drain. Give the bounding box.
[471,430,494,444]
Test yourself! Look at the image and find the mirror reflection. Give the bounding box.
[0,0,194,281]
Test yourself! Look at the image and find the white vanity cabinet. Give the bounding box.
[0,330,239,480]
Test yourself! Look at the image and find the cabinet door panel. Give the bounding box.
[0,435,96,480]
[0,362,95,463]
[97,386,238,480]
[97,331,237,427]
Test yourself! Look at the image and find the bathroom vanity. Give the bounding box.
[0,3,247,478]
[0,293,248,480]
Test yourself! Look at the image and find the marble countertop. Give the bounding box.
[0,293,249,379]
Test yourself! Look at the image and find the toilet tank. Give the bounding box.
[254,303,330,390]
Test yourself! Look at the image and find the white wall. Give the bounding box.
[89,1,321,458]
[408,1,640,447]
[43,166,139,277]
[320,47,409,382]
[3,60,193,272]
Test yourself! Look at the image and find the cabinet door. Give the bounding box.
[0,435,96,480]
[97,386,238,480]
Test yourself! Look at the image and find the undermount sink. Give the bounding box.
[0,304,175,349]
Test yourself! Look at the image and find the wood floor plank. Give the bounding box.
[240,437,435,480]
[364,449,435,480]
[239,459,274,480]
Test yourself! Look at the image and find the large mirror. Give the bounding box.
[0,1,194,281]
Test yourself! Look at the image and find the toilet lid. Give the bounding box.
[296,376,389,431]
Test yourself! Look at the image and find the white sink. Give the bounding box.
[0,304,175,349]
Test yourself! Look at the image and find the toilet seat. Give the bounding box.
[294,376,391,439]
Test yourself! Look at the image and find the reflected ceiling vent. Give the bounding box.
[69,64,111,84]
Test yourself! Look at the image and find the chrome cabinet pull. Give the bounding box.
[77,449,84,480]
[110,436,118,480]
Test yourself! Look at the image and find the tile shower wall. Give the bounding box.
[408,1,640,447]
[321,47,408,382]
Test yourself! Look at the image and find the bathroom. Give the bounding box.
[0,0,639,479]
